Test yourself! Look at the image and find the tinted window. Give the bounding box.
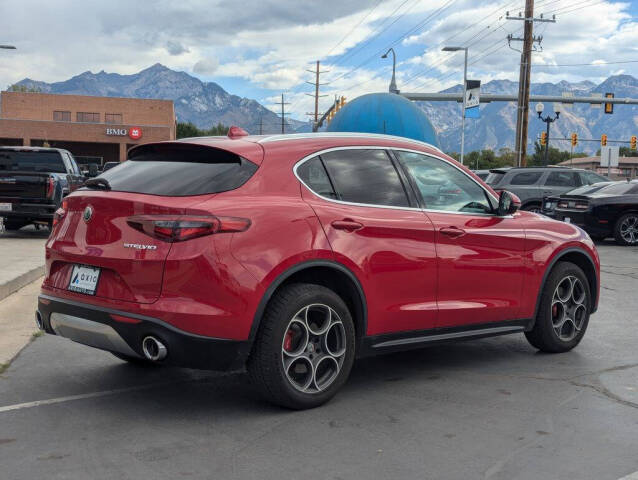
[510,172,542,185]
[96,144,258,196]
[0,150,66,173]
[396,151,493,214]
[320,149,409,207]
[583,171,608,185]
[594,183,638,196]
[297,157,337,199]
[545,171,579,187]
[485,171,505,186]
[567,183,611,195]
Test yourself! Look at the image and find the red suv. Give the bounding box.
[37,131,600,409]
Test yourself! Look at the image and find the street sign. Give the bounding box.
[464,80,480,118]
[600,146,619,167]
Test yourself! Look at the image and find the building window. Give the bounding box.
[105,113,123,124]
[53,110,71,122]
[76,112,100,123]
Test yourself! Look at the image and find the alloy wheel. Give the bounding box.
[619,215,638,245]
[551,275,587,342]
[281,304,347,393]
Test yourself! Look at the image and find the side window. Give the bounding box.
[320,149,409,207]
[59,153,72,173]
[584,171,607,185]
[545,171,579,187]
[510,172,542,185]
[297,157,337,199]
[396,151,493,214]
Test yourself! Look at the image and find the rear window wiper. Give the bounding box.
[84,177,112,190]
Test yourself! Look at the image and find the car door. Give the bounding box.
[542,170,581,198]
[394,150,526,328]
[297,148,438,336]
[506,170,544,206]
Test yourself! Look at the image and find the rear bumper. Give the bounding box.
[0,201,56,221]
[37,294,250,371]
[554,211,612,238]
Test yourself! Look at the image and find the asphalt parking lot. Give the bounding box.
[0,239,637,480]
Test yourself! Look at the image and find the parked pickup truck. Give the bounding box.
[0,146,85,231]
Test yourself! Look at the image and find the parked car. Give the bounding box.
[101,161,120,173]
[486,166,608,212]
[541,182,615,218]
[36,132,600,409]
[0,146,85,231]
[472,169,490,181]
[552,180,638,245]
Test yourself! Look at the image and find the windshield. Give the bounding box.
[0,150,66,173]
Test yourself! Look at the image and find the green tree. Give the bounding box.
[6,84,41,93]
[176,121,229,139]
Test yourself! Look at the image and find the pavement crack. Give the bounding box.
[569,380,638,410]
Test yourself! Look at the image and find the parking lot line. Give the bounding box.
[0,382,170,413]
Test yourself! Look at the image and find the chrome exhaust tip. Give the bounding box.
[142,336,167,361]
[35,311,43,330]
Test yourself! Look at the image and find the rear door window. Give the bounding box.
[96,144,258,196]
[319,149,410,207]
[485,171,505,186]
[583,171,608,185]
[545,171,580,188]
[510,172,542,185]
[0,150,66,173]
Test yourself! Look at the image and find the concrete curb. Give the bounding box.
[0,265,44,302]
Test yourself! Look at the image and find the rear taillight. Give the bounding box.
[127,215,250,242]
[574,202,589,210]
[557,201,569,209]
[46,176,55,199]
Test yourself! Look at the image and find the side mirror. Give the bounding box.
[497,190,521,216]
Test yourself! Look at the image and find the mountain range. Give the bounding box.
[10,64,638,154]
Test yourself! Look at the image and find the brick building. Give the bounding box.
[0,91,175,166]
[557,156,638,180]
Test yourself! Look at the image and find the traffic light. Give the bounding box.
[540,132,547,146]
[571,133,578,147]
[604,92,614,114]
[601,134,607,147]
[631,135,637,151]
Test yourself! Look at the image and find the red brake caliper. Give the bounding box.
[552,304,558,318]
[284,329,294,352]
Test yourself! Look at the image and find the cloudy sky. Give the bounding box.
[0,0,636,121]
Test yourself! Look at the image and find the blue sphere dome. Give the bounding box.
[326,92,439,147]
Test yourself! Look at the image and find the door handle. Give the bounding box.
[331,219,364,232]
[440,227,466,239]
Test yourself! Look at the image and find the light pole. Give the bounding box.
[535,102,561,165]
[0,45,16,50]
[381,48,399,94]
[443,46,468,165]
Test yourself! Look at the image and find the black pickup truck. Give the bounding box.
[0,146,85,231]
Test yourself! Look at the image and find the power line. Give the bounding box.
[534,59,638,67]
[323,0,384,59]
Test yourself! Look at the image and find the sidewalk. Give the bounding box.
[0,226,48,301]
[0,278,41,368]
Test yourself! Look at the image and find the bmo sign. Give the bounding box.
[105,126,143,140]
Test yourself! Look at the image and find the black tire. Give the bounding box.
[589,233,607,241]
[247,283,356,410]
[613,213,638,246]
[525,262,591,353]
[522,203,542,213]
[2,220,27,231]
[111,352,160,366]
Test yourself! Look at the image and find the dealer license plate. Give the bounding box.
[0,203,12,212]
[68,265,101,295]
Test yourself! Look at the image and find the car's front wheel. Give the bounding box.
[248,283,356,409]
[525,262,591,353]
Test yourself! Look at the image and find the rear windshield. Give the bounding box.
[485,171,505,186]
[593,183,638,196]
[0,150,66,173]
[567,183,611,195]
[95,144,258,196]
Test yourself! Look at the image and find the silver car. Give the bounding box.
[485,167,608,212]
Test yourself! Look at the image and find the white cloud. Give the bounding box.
[193,57,219,75]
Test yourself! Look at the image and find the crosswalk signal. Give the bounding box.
[631,135,637,151]
[571,133,578,147]
[604,92,614,114]
[540,131,547,146]
[601,134,607,147]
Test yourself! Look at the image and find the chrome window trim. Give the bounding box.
[293,145,500,217]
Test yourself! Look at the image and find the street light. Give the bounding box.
[443,46,468,165]
[536,102,561,165]
[381,48,399,94]
[0,45,16,50]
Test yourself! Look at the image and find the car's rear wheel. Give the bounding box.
[2,220,27,231]
[525,262,591,353]
[248,283,356,409]
[522,203,542,213]
[613,213,638,246]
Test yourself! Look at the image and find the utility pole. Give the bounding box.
[273,94,291,134]
[306,61,329,131]
[258,116,263,135]
[507,2,555,166]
